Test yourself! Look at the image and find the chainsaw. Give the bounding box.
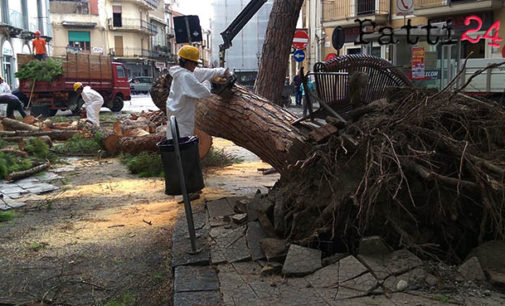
[211,74,236,97]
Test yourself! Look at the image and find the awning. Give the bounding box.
[68,31,90,42]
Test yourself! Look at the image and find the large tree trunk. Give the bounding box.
[195,86,309,173]
[254,0,304,105]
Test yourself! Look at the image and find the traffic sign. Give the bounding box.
[292,29,309,50]
[325,53,337,62]
[332,26,345,50]
[293,50,305,62]
[396,0,414,16]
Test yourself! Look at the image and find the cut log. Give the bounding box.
[148,80,310,172]
[2,118,39,131]
[194,86,310,172]
[104,134,121,155]
[118,134,165,155]
[123,128,150,137]
[6,161,50,181]
[22,115,37,125]
[0,130,78,141]
[195,128,212,158]
[0,149,28,157]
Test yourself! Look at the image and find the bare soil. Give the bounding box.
[0,138,278,305]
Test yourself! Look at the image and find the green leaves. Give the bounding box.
[15,58,63,82]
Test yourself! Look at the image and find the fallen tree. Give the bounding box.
[261,88,505,261]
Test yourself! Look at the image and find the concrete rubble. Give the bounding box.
[171,196,505,305]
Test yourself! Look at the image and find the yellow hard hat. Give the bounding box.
[177,45,200,63]
[0,75,3,80]
[73,82,83,91]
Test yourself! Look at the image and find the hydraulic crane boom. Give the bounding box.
[219,0,267,67]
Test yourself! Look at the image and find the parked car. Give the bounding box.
[130,76,153,94]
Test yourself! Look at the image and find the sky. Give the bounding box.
[173,0,212,29]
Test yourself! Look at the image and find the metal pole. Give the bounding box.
[170,116,197,253]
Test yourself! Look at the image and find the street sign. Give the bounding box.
[396,0,414,16]
[325,53,337,62]
[293,50,305,62]
[174,15,203,43]
[292,29,309,50]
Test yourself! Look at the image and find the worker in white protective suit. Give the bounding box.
[74,82,104,126]
[166,45,229,138]
[0,76,11,94]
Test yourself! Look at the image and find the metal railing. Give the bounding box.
[108,18,158,35]
[323,0,390,22]
[108,47,171,58]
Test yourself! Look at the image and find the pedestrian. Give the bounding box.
[73,82,104,126]
[166,45,229,139]
[0,93,27,119]
[32,30,47,61]
[302,76,315,119]
[0,76,11,93]
[293,71,302,106]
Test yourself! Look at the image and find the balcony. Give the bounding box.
[414,0,500,16]
[108,47,169,59]
[112,0,158,10]
[322,0,390,27]
[108,18,158,35]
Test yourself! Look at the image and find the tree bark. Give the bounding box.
[195,86,310,173]
[6,162,50,181]
[0,130,77,141]
[1,118,39,131]
[254,0,305,105]
[118,134,165,155]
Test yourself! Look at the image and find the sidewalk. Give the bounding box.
[171,195,505,306]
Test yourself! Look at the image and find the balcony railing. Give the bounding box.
[323,0,390,22]
[113,0,158,8]
[108,47,171,58]
[108,18,158,35]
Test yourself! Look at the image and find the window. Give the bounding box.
[117,66,126,78]
[68,31,91,51]
[113,5,122,27]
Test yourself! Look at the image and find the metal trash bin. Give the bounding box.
[157,132,204,195]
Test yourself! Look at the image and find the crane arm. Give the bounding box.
[219,0,267,67]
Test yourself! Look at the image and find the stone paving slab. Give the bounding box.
[36,172,63,182]
[210,225,250,264]
[340,272,377,292]
[246,221,266,261]
[385,249,423,275]
[305,261,340,288]
[25,183,59,194]
[0,195,26,210]
[174,265,219,292]
[357,254,391,280]
[282,244,321,276]
[337,255,369,282]
[14,177,41,189]
[173,290,221,306]
[207,197,237,218]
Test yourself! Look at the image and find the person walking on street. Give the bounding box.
[293,71,302,106]
[0,93,27,119]
[0,76,11,93]
[166,45,229,139]
[32,30,47,61]
[73,82,104,126]
[302,76,315,119]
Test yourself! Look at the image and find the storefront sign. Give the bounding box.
[2,41,13,56]
[155,61,166,69]
[412,47,425,79]
[92,47,103,53]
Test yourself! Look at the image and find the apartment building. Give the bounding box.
[312,0,505,88]
[50,0,173,78]
[0,0,52,88]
